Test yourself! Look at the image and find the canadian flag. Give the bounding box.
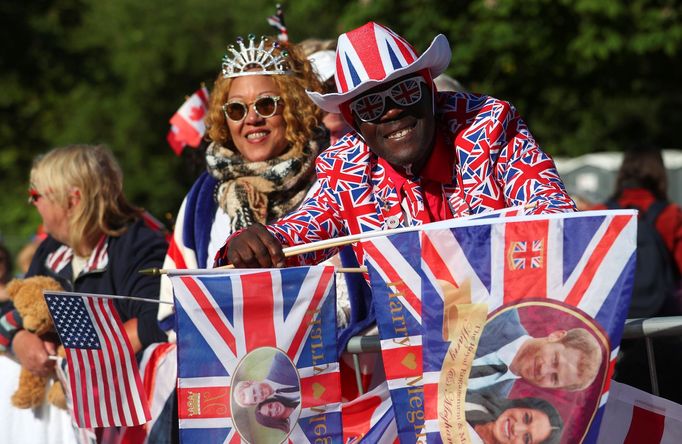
[597,381,682,443]
[166,125,185,156]
[167,86,209,152]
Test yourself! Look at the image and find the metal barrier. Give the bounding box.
[345,316,682,396]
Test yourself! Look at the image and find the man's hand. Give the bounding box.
[12,329,56,377]
[227,223,285,268]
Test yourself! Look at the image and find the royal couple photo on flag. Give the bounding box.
[231,348,301,436]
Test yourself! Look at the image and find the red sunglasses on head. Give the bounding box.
[27,188,42,204]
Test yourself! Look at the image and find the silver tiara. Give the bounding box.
[221,34,292,78]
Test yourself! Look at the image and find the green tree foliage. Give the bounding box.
[0,0,679,253]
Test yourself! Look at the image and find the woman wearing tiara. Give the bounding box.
[465,392,564,444]
[157,35,325,334]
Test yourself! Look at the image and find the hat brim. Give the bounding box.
[306,34,451,113]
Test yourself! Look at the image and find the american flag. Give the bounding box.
[364,210,638,444]
[54,357,97,443]
[45,291,150,428]
[171,266,342,443]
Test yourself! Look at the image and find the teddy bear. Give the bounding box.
[4,275,67,409]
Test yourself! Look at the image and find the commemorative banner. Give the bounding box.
[171,266,342,444]
[365,210,638,444]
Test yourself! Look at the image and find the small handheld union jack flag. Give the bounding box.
[171,266,342,443]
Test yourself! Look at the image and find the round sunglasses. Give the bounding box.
[350,76,427,123]
[222,95,282,122]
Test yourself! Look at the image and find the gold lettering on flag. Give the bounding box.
[385,280,427,442]
[437,279,487,444]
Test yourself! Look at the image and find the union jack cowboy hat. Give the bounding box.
[307,22,451,113]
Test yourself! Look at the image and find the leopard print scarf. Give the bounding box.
[205,131,324,231]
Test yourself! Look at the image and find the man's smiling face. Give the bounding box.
[350,73,435,172]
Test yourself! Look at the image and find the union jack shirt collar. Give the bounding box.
[46,235,110,276]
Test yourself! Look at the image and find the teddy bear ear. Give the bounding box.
[5,279,23,301]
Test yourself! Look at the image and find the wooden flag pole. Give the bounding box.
[140,203,535,276]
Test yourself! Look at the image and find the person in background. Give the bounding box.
[433,73,466,92]
[0,144,168,443]
[303,39,353,145]
[157,35,325,336]
[15,227,48,278]
[593,147,682,402]
[596,147,682,276]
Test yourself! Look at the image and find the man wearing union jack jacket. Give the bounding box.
[216,21,575,271]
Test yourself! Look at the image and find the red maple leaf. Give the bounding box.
[190,106,205,121]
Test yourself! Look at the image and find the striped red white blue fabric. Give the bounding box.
[45,292,150,428]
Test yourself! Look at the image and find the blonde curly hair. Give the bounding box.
[205,38,324,157]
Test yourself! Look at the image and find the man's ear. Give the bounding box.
[547,330,567,342]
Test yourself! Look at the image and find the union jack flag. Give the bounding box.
[360,205,541,441]
[366,210,637,443]
[351,94,384,122]
[171,266,342,443]
[44,291,150,429]
[391,77,422,105]
[508,239,544,270]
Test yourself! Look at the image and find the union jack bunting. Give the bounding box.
[171,266,342,443]
[365,210,638,444]
[44,291,150,428]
